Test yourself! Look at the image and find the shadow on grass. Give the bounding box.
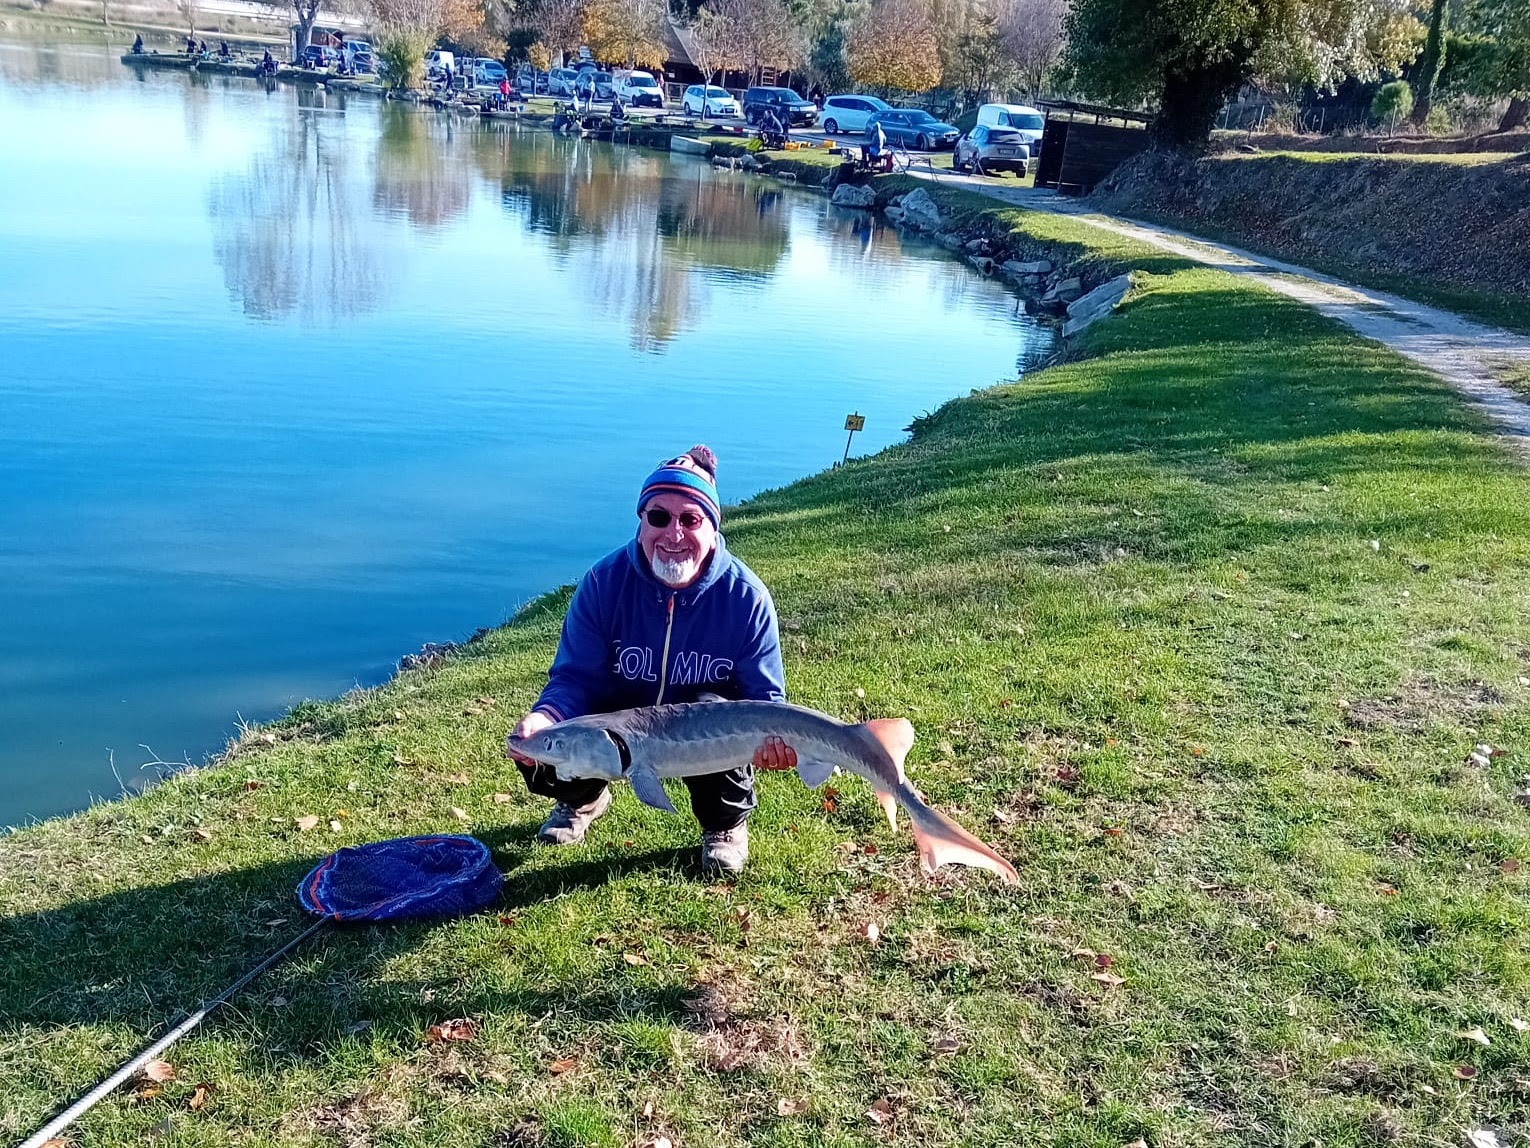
[0,830,705,1053]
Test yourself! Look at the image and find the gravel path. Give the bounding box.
[910,170,1530,452]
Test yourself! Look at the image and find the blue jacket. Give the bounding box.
[534,535,785,721]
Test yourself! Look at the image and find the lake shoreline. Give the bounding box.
[7,176,1529,1144]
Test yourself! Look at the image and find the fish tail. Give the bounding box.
[903,785,1019,885]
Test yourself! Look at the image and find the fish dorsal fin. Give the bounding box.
[628,766,677,814]
[861,718,915,774]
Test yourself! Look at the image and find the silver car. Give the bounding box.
[954,125,1030,175]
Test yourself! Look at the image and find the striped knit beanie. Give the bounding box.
[637,445,721,529]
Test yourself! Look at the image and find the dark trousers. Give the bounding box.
[517,762,756,834]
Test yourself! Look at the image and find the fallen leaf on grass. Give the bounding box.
[142,1059,176,1083]
[623,952,648,966]
[1453,1064,1478,1080]
[642,1101,654,1117]
[638,1137,672,1148]
[549,1057,578,1074]
[1101,826,1124,838]
[1466,1130,1503,1148]
[859,922,881,945]
[188,1083,213,1111]
[1091,971,1126,988]
[450,807,469,822]
[866,1098,893,1125]
[1510,1018,1528,1032]
[328,820,343,833]
[134,1084,164,1101]
[776,1097,809,1116]
[490,792,513,804]
[1122,1141,1148,1148]
[294,815,320,832]
[426,1018,478,1043]
[38,1140,68,1148]
[1502,858,1521,874]
[191,827,213,842]
[931,1037,962,1055]
[444,772,470,785]
[1458,1027,1492,1047]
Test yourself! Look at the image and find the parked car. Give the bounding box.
[573,69,613,101]
[819,94,890,135]
[347,44,374,72]
[954,125,1029,174]
[682,84,740,118]
[299,45,339,69]
[975,102,1046,155]
[548,67,579,95]
[865,108,959,150]
[742,85,817,127]
[425,49,454,79]
[474,57,508,86]
[613,69,664,108]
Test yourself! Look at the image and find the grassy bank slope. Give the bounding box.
[4,201,1530,1148]
[1093,150,1530,335]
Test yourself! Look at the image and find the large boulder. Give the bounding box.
[1002,259,1052,276]
[1062,273,1132,337]
[831,182,877,208]
[898,187,944,231]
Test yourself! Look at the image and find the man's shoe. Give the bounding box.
[536,788,611,845]
[700,824,749,874]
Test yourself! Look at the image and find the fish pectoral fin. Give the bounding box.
[628,766,678,814]
[795,755,837,789]
[876,791,899,831]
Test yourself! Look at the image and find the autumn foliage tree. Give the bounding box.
[582,0,668,68]
[849,0,940,93]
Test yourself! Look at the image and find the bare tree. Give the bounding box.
[995,0,1065,96]
[530,0,585,66]
[686,6,740,92]
[293,0,325,57]
[713,0,800,84]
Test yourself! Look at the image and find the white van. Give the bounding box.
[613,69,664,108]
[425,49,455,79]
[975,103,1046,154]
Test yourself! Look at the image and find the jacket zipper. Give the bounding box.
[654,593,676,705]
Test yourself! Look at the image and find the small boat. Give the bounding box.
[670,136,710,156]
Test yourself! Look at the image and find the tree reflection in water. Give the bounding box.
[372,103,471,229]
[476,126,791,351]
[207,88,386,322]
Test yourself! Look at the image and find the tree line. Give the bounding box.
[304,0,1529,145]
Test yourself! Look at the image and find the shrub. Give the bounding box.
[377,28,431,90]
[1371,80,1414,131]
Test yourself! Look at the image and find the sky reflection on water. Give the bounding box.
[0,35,1054,824]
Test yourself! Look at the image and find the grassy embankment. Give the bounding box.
[1097,151,1530,337]
[4,184,1530,1148]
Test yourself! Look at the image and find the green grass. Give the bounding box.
[4,193,1530,1147]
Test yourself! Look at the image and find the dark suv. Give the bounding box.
[742,86,818,127]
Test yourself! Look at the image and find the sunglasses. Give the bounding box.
[642,507,708,530]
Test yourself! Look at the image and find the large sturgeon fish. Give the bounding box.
[507,699,1018,884]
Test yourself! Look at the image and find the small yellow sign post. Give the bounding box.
[841,413,865,465]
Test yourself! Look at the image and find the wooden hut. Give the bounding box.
[1032,101,1152,195]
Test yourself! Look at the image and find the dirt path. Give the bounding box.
[910,171,1530,451]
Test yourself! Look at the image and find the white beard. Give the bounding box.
[650,551,700,587]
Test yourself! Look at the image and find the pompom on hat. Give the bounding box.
[637,445,721,529]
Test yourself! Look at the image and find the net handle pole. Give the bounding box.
[18,917,332,1148]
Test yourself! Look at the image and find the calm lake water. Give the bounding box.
[0,33,1054,826]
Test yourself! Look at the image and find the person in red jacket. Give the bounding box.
[506,446,795,873]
